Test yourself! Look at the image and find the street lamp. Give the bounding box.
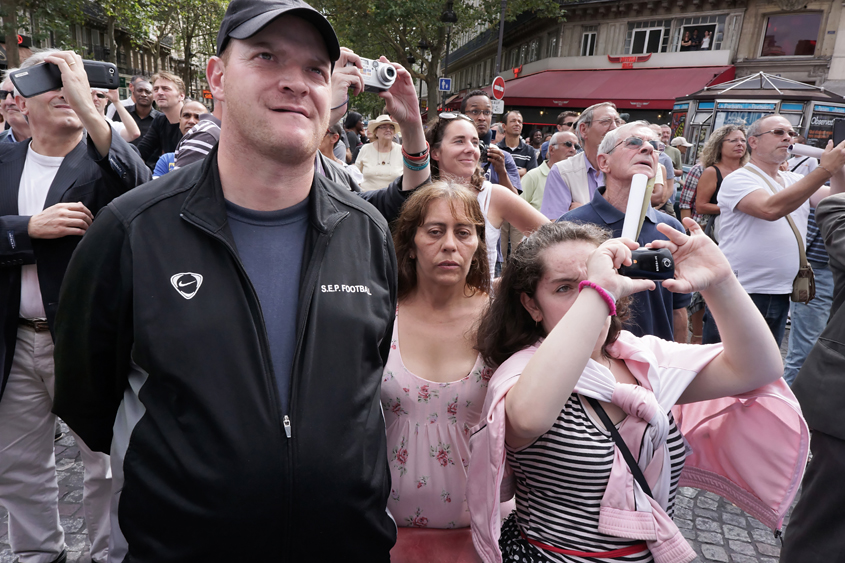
[418,39,429,107]
[440,1,458,110]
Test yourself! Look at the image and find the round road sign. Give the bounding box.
[492,76,505,100]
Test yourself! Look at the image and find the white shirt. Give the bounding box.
[717,163,808,294]
[105,96,135,119]
[18,145,64,319]
[786,155,819,177]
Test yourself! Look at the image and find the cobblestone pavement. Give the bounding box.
[0,332,799,562]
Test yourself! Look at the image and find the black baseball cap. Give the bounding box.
[216,0,341,61]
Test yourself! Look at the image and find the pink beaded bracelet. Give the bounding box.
[578,280,617,316]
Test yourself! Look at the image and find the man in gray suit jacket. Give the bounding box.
[0,49,149,563]
[781,174,845,562]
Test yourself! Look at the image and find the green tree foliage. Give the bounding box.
[312,0,563,118]
[1,0,86,66]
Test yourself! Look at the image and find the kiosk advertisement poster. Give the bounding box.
[671,111,686,138]
[807,114,835,147]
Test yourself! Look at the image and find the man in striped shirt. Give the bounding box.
[173,100,223,170]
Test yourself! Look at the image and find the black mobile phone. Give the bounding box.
[491,130,497,141]
[618,248,675,281]
[833,118,845,147]
[10,60,119,98]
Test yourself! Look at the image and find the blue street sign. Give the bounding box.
[439,78,452,92]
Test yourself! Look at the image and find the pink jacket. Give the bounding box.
[466,335,809,563]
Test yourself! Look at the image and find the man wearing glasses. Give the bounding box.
[717,114,845,346]
[541,101,621,220]
[539,110,578,161]
[0,72,31,143]
[461,90,521,193]
[521,130,579,211]
[561,121,690,343]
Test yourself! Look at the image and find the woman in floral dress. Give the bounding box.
[383,181,493,561]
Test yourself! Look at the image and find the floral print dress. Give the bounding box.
[381,312,492,529]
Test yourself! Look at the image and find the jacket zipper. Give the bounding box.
[282,210,347,560]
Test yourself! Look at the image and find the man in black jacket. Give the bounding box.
[135,71,184,168]
[781,170,845,563]
[53,1,418,561]
[0,50,150,563]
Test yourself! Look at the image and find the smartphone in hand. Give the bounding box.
[10,60,119,98]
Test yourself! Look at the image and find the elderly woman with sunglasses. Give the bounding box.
[412,111,548,279]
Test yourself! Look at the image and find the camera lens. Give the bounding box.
[377,65,397,87]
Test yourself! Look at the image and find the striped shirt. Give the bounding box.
[806,209,828,264]
[173,114,221,170]
[503,393,686,562]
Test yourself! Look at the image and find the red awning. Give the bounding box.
[468,66,734,111]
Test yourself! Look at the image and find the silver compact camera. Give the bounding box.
[357,57,397,93]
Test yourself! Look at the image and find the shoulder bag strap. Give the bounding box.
[744,165,809,269]
[790,157,809,173]
[585,396,653,499]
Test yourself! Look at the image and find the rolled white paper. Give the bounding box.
[621,173,649,241]
[788,144,824,158]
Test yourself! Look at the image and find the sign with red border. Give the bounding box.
[492,76,505,100]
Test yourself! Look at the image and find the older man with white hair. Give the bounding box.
[521,130,579,211]
[541,101,620,220]
[561,120,690,342]
[0,71,31,143]
[717,114,845,346]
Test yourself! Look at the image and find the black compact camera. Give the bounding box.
[619,248,675,281]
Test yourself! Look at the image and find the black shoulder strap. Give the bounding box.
[712,165,723,186]
[585,396,654,499]
[790,157,809,172]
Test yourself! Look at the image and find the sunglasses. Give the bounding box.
[1,90,14,99]
[93,92,107,99]
[552,141,581,150]
[753,128,798,138]
[562,121,576,128]
[439,112,475,124]
[607,136,654,154]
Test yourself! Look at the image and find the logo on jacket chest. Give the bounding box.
[321,284,372,296]
[171,272,204,299]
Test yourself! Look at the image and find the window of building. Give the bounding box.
[672,15,728,52]
[509,48,518,69]
[547,31,559,58]
[581,27,597,56]
[761,13,822,57]
[519,43,528,65]
[528,39,540,63]
[626,20,671,54]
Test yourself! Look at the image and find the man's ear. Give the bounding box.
[597,153,611,175]
[519,292,543,323]
[16,95,28,117]
[207,56,226,102]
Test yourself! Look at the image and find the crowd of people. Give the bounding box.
[0,0,842,562]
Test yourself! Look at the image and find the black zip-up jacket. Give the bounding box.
[53,148,397,561]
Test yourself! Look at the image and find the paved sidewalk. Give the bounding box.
[0,332,800,562]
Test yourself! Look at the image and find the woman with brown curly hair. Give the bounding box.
[422,113,547,279]
[385,181,493,562]
[469,219,787,563]
[695,125,749,237]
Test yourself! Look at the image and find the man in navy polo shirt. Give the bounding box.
[497,110,537,177]
[562,120,690,342]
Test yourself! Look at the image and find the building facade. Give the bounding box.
[443,0,841,128]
